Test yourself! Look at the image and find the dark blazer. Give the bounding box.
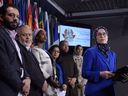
[18,42,45,96]
[57,53,78,84]
[57,53,78,96]
[82,46,116,96]
[0,26,28,96]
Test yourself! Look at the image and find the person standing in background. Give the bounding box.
[48,44,66,96]
[32,29,59,96]
[82,26,116,96]
[16,25,48,96]
[73,45,87,96]
[0,5,30,96]
[57,40,78,96]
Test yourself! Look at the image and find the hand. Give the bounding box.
[22,78,31,96]
[100,71,115,79]
[77,83,83,89]
[122,73,128,80]
[42,80,48,92]
[62,84,67,91]
[68,77,76,86]
[47,77,60,88]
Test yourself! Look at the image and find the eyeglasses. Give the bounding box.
[53,50,60,53]
[97,32,107,36]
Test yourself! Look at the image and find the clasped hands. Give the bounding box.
[68,77,76,87]
[22,78,31,96]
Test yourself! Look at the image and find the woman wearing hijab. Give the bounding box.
[82,26,116,96]
[73,45,87,96]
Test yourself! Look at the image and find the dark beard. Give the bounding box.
[3,19,19,30]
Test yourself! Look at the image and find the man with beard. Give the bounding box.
[57,40,78,96]
[16,25,48,96]
[0,5,31,96]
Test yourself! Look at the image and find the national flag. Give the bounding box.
[38,8,45,49]
[18,0,25,26]
[33,2,39,31]
[38,7,44,29]
[52,17,59,45]
[54,17,59,42]
[49,15,54,44]
[44,11,51,50]
[13,0,19,7]
[26,0,32,29]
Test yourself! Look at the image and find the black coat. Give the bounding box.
[57,53,78,96]
[0,26,28,96]
[18,42,45,96]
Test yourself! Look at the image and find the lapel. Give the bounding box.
[1,27,23,66]
[28,49,39,64]
[1,26,16,49]
[96,47,111,70]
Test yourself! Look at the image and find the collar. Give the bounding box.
[7,29,17,40]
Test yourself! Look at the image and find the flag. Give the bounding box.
[26,0,32,29]
[52,17,59,45]
[33,2,39,31]
[38,7,45,48]
[49,15,54,44]
[18,0,25,26]
[54,17,59,43]
[44,11,51,50]
[13,0,19,7]
[38,7,44,29]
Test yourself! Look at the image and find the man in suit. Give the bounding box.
[16,25,48,96]
[0,5,31,96]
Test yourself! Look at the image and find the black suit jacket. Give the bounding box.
[0,26,28,96]
[18,42,45,96]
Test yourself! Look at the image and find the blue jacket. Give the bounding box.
[82,46,116,96]
[56,63,64,84]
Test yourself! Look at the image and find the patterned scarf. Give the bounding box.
[97,43,110,58]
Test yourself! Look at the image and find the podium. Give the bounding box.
[113,65,128,83]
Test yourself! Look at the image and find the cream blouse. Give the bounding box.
[32,47,53,79]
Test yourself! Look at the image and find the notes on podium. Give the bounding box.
[113,65,128,83]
